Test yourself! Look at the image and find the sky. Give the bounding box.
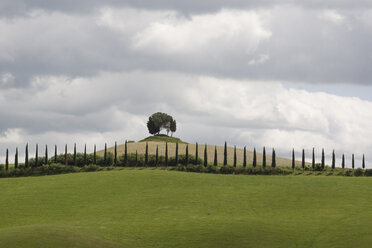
[1,0,372,167]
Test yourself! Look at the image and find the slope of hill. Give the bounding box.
[0,169,371,247]
[139,135,187,144]
[98,140,306,167]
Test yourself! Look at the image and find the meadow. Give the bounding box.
[1,168,372,248]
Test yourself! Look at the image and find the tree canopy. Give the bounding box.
[147,112,177,136]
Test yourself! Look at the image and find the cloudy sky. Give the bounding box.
[1,0,372,167]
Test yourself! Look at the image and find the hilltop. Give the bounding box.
[138,134,188,144]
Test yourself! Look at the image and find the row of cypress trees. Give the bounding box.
[2,142,367,170]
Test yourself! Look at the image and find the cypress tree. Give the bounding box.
[272,148,276,168]
[213,145,218,166]
[262,147,266,169]
[233,146,237,167]
[302,149,305,170]
[73,143,77,166]
[321,148,325,170]
[114,141,117,166]
[65,144,68,166]
[145,142,149,165]
[5,149,9,171]
[204,144,208,167]
[223,141,227,166]
[156,145,159,166]
[93,144,96,164]
[292,149,295,170]
[342,154,345,169]
[195,142,199,165]
[185,144,189,165]
[45,144,48,165]
[332,150,335,169]
[312,148,315,170]
[25,143,29,168]
[165,142,168,167]
[253,148,257,168]
[135,150,138,166]
[104,143,107,164]
[362,154,366,169]
[124,140,128,166]
[15,148,18,169]
[84,144,87,166]
[175,142,179,166]
[352,154,355,169]
[54,144,57,164]
[35,144,38,168]
[243,146,247,168]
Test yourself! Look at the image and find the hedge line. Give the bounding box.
[0,162,371,179]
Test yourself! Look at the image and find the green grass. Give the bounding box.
[139,134,188,144]
[1,169,372,247]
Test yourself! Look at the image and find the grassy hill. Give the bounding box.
[139,134,188,144]
[98,140,307,167]
[0,169,372,247]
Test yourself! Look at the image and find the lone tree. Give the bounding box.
[147,112,176,136]
[170,120,177,137]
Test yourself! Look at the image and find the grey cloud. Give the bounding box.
[2,0,372,17]
[1,6,372,88]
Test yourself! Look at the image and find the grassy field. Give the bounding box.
[1,169,372,247]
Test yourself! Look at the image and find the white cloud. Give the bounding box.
[0,72,15,86]
[131,9,272,55]
[0,128,24,143]
[318,10,345,24]
[248,54,270,65]
[2,71,371,166]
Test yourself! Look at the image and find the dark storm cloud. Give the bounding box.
[2,0,372,17]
